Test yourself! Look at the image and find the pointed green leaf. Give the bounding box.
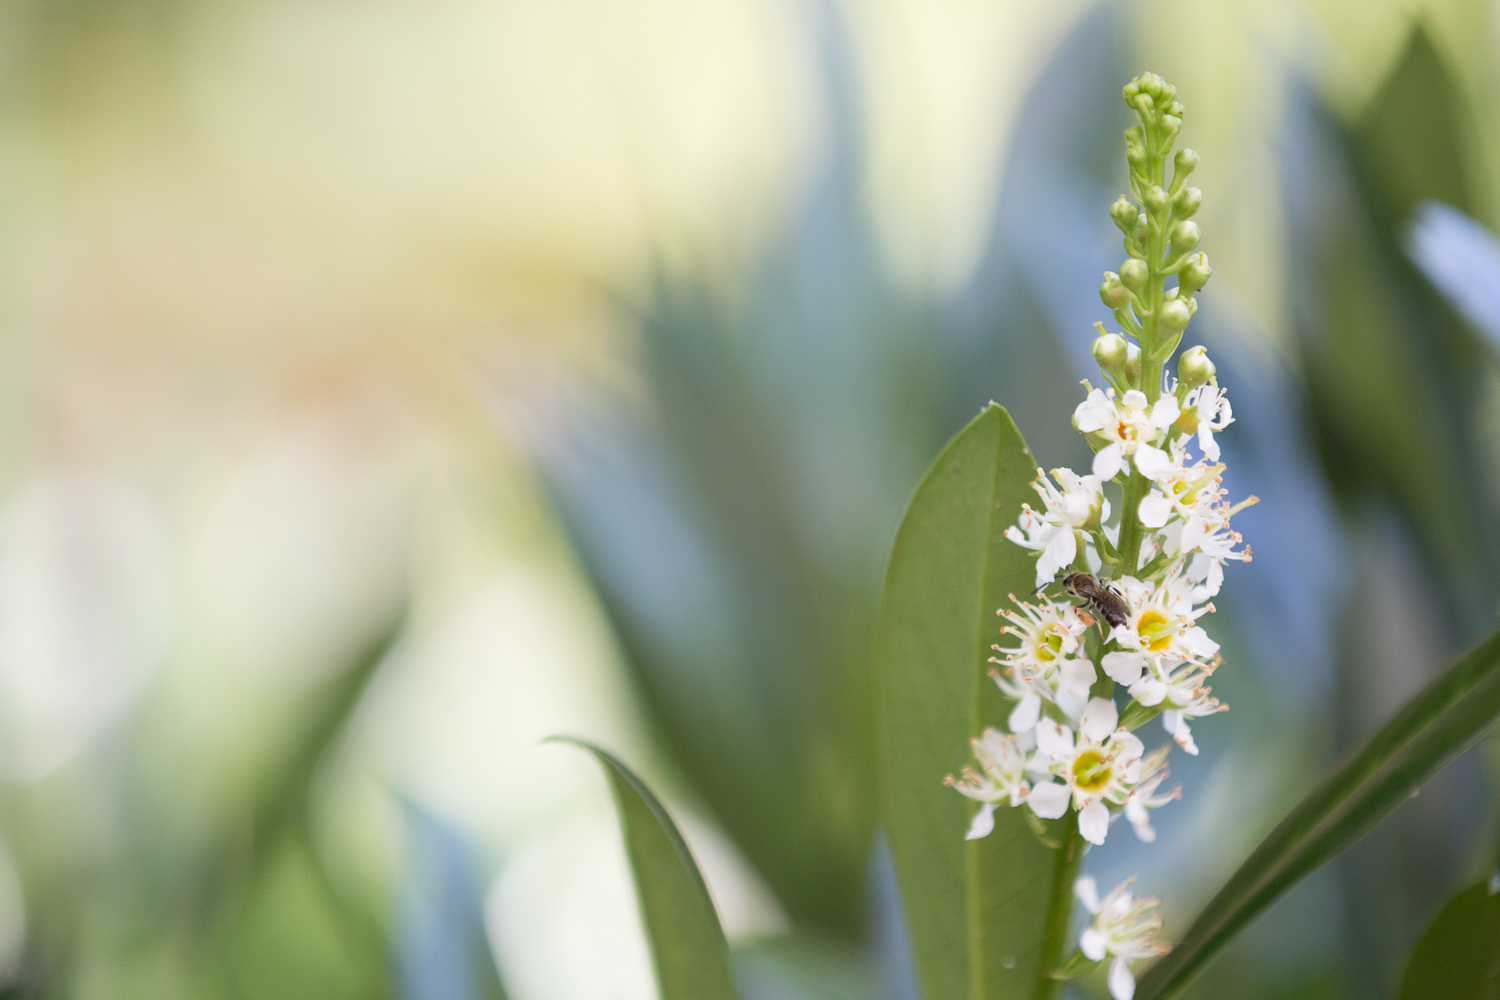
[553,738,738,1000]
[877,403,1080,1000]
[1397,880,1500,999]
[1138,627,1500,1000]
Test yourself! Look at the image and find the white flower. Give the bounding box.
[1159,684,1226,755]
[945,728,1031,839]
[1121,747,1178,841]
[1098,574,1218,688]
[1073,388,1180,481]
[1026,698,1155,846]
[1138,452,1255,598]
[1074,876,1171,1000]
[1137,458,1223,536]
[990,598,1095,727]
[1005,468,1110,588]
[1181,383,1232,461]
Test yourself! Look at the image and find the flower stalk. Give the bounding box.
[947,71,1254,1000]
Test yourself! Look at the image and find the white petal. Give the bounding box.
[1133,444,1172,479]
[1150,394,1181,428]
[1121,390,1149,410]
[1131,815,1157,843]
[1079,800,1110,845]
[1102,651,1146,686]
[1198,424,1220,462]
[1138,492,1173,528]
[1062,493,1093,524]
[1109,957,1137,1000]
[1036,719,1074,758]
[965,803,997,840]
[1179,516,1207,554]
[1042,526,1077,578]
[1008,694,1041,735]
[1081,698,1118,743]
[1027,781,1071,819]
[1129,677,1168,706]
[1125,794,1149,824]
[1056,688,1088,724]
[1074,395,1107,433]
[1080,927,1107,962]
[1093,444,1125,480]
[1205,559,1224,597]
[1074,874,1101,913]
[1172,717,1199,755]
[1183,626,1220,656]
[1161,709,1182,734]
[1060,657,1098,698]
[1112,730,1144,763]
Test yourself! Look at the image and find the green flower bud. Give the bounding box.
[1161,114,1182,141]
[1124,342,1142,386]
[1144,185,1169,213]
[1127,142,1147,167]
[1092,331,1130,380]
[1120,258,1149,291]
[1177,345,1215,389]
[1170,220,1201,255]
[1110,196,1137,233]
[1160,297,1192,332]
[1175,187,1202,218]
[1168,101,1185,117]
[1100,272,1130,309]
[1179,252,1212,293]
[1174,147,1199,175]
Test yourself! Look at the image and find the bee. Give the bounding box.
[1061,572,1129,630]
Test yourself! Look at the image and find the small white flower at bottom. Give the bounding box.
[1074,875,1170,1000]
[945,728,1031,840]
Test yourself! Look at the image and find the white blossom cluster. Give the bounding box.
[944,71,1255,1000]
[952,372,1249,843]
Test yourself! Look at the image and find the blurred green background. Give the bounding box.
[0,0,1499,997]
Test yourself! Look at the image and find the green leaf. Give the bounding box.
[1397,880,1500,999]
[1137,627,1500,1000]
[553,738,738,1000]
[876,403,1081,1000]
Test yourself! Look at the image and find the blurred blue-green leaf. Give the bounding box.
[555,737,738,1000]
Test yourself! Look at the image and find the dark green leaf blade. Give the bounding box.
[553,738,737,1000]
[1397,880,1500,1000]
[1138,627,1500,1000]
[877,403,1078,1000]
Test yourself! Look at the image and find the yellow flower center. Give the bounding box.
[1034,631,1064,662]
[1136,610,1177,652]
[1072,749,1112,793]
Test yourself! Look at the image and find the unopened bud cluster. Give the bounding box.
[946,73,1255,1000]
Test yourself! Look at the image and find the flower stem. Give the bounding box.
[1036,818,1085,999]
[1116,470,1150,577]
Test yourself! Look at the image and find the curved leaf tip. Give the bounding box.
[549,736,739,1000]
